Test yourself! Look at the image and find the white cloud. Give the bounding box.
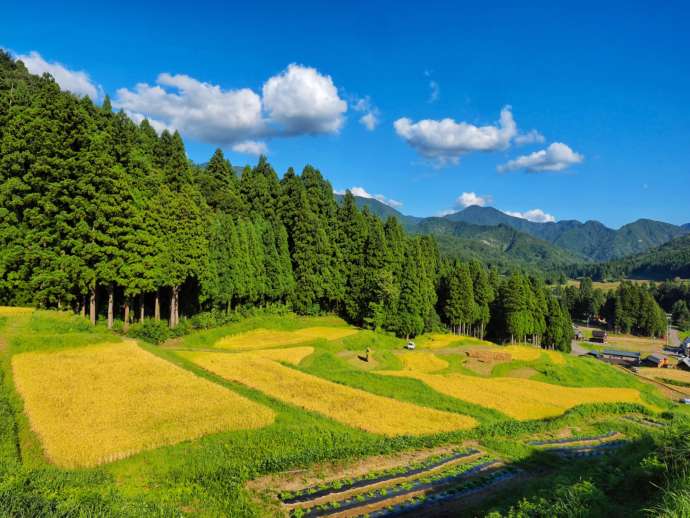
[232,140,268,155]
[335,186,403,208]
[514,129,545,145]
[505,208,556,223]
[262,63,347,135]
[359,112,378,131]
[457,191,491,208]
[114,64,347,148]
[428,80,440,103]
[17,51,102,100]
[394,106,518,165]
[124,111,171,134]
[115,73,264,145]
[352,95,379,131]
[498,142,583,173]
[436,208,458,217]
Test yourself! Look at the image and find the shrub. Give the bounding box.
[127,319,170,344]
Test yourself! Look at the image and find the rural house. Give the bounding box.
[601,349,640,366]
[643,353,669,368]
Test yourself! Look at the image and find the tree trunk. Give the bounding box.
[107,285,114,329]
[139,293,145,321]
[123,301,130,333]
[154,290,160,321]
[81,296,86,318]
[89,287,97,326]
[170,286,179,329]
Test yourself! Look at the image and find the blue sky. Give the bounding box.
[3,1,689,227]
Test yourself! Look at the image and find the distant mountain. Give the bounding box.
[592,234,690,280]
[333,194,421,229]
[336,195,583,272]
[683,223,690,230]
[444,206,689,261]
[335,195,689,271]
[413,219,583,271]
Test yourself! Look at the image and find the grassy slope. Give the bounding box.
[0,309,680,516]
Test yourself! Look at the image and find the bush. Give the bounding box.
[127,319,170,344]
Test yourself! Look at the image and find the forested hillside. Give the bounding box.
[444,206,688,261]
[584,235,690,281]
[0,52,573,348]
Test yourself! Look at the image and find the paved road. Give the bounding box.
[669,326,681,348]
[570,340,589,356]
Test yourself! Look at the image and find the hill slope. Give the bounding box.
[601,234,690,280]
[444,206,689,261]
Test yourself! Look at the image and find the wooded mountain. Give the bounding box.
[584,234,690,280]
[343,197,689,265]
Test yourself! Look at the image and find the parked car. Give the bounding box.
[681,398,690,405]
[405,341,416,350]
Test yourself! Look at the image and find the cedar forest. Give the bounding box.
[0,51,669,349]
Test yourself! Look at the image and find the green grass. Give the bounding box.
[0,308,681,516]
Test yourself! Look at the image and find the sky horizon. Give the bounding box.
[3,1,689,228]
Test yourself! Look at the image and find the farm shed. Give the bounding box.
[601,349,640,366]
[591,330,608,343]
[643,354,669,368]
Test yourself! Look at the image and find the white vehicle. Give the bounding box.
[405,341,416,350]
[682,398,690,405]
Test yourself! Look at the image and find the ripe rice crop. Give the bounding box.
[398,352,449,373]
[639,368,690,384]
[502,345,542,362]
[466,349,511,362]
[0,306,33,316]
[242,346,315,365]
[380,370,644,421]
[215,326,357,350]
[12,341,275,468]
[420,334,492,349]
[181,351,476,436]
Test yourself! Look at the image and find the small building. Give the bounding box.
[601,349,640,366]
[643,353,669,368]
[591,330,608,343]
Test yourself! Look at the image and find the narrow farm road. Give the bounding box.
[570,340,589,356]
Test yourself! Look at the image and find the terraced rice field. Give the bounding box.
[181,350,477,436]
[215,326,357,350]
[397,351,449,373]
[0,306,33,316]
[380,370,645,420]
[12,341,275,468]
[639,368,690,394]
[420,334,493,349]
[502,345,566,365]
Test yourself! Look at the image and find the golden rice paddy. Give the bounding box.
[0,306,33,316]
[639,368,690,394]
[239,346,314,365]
[215,326,357,350]
[380,370,644,420]
[12,341,275,468]
[420,333,492,349]
[181,351,476,436]
[397,352,448,373]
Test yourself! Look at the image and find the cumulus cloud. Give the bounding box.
[352,95,379,131]
[394,106,518,165]
[504,208,556,223]
[114,64,347,148]
[498,142,583,173]
[457,191,491,208]
[335,186,403,208]
[262,64,347,135]
[514,129,545,145]
[232,140,268,155]
[17,51,102,100]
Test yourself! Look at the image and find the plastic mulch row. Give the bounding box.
[528,431,616,446]
[293,460,499,518]
[282,449,479,504]
[622,416,665,428]
[367,469,520,518]
[546,440,628,458]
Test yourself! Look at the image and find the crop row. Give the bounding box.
[545,440,628,458]
[622,415,665,428]
[367,468,521,518]
[281,448,480,504]
[528,430,616,446]
[291,457,497,518]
